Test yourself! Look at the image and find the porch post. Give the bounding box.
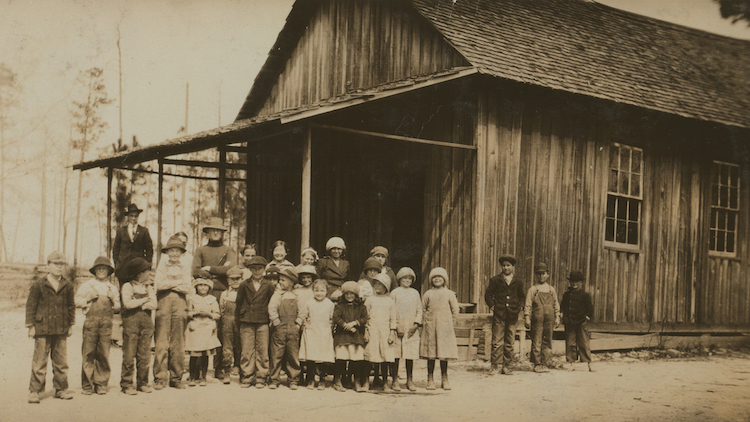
[472,95,488,311]
[218,148,226,219]
[157,159,164,266]
[106,167,113,258]
[301,126,312,255]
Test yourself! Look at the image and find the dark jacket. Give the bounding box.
[25,275,75,336]
[235,278,275,324]
[484,274,526,322]
[333,301,368,347]
[192,241,238,292]
[112,224,153,270]
[316,256,350,288]
[561,288,594,326]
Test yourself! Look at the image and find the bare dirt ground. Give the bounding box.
[1,305,749,422]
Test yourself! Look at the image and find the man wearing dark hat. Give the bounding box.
[484,254,526,375]
[112,204,154,286]
[192,217,237,380]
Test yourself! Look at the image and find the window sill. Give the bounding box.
[708,253,741,262]
[604,242,642,254]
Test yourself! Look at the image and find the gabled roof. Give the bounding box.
[413,0,750,128]
[239,0,750,128]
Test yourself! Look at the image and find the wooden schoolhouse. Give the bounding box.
[76,0,750,333]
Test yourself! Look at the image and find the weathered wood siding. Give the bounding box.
[258,0,468,116]
[475,83,750,326]
[420,98,476,303]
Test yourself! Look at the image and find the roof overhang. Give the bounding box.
[74,66,479,171]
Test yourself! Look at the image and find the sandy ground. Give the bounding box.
[1,306,749,422]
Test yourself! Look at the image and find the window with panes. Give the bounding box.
[710,161,740,256]
[605,144,643,248]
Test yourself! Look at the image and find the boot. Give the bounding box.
[354,377,363,392]
[383,379,392,392]
[333,376,345,392]
[406,375,417,392]
[391,377,402,392]
[441,373,451,390]
[426,374,436,390]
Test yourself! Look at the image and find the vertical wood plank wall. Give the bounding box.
[475,87,749,325]
[258,0,468,116]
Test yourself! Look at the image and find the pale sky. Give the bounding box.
[1,0,748,264]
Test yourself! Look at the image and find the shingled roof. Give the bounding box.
[412,0,750,128]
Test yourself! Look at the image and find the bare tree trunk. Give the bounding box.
[73,97,91,268]
[38,153,47,263]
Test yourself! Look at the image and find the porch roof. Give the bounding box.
[74,67,477,171]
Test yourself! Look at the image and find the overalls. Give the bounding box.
[121,306,154,390]
[153,291,187,386]
[81,293,114,392]
[269,296,300,385]
[530,290,555,365]
[221,298,240,371]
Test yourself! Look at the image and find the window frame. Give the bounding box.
[709,160,740,258]
[604,143,643,252]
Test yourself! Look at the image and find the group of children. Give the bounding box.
[26,233,594,403]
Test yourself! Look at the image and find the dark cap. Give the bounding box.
[264,265,281,278]
[247,256,268,267]
[363,257,383,272]
[567,270,585,282]
[498,254,517,265]
[119,257,152,282]
[279,268,299,285]
[534,263,549,274]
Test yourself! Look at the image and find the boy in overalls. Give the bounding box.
[268,268,302,389]
[219,266,244,384]
[75,256,120,395]
[524,263,560,373]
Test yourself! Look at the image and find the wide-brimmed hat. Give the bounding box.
[193,278,214,289]
[126,204,143,215]
[161,235,186,254]
[202,217,227,233]
[396,267,416,281]
[567,270,585,282]
[296,265,318,278]
[279,267,298,284]
[119,257,152,282]
[246,256,268,268]
[46,250,67,264]
[341,281,359,295]
[89,256,114,276]
[362,257,382,273]
[371,272,392,293]
[264,265,281,278]
[325,236,346,251]
[370,246,388,257]
[535,263,549,274]
[498,254,517,265]
[428,267,449,286]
